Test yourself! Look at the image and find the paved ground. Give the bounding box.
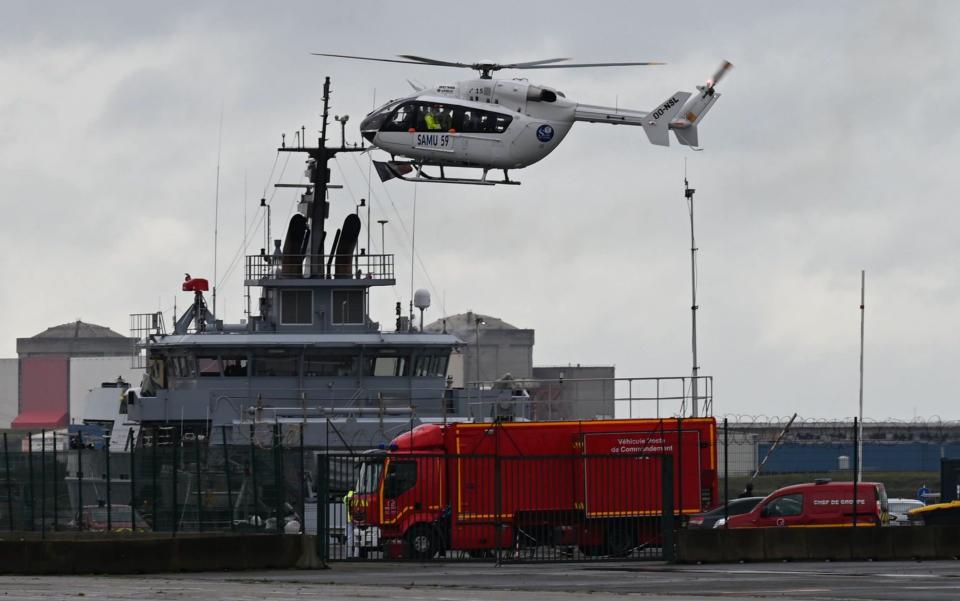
[3,560,960,600]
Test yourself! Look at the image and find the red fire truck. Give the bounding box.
[350,418,717,558]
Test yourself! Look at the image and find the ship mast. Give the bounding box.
[280,77,366,275]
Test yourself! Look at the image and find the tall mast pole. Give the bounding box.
[279,77,365,276]
[858,270,865,481]
[685,174,699,418]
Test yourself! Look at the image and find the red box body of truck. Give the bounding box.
[351,418,717,558]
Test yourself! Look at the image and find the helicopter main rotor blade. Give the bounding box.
[311,52,433,66]
[517,61,665,69]
[501,58,571,68]
[396,54,472,68]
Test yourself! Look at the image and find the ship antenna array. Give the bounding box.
[278,76,365,276]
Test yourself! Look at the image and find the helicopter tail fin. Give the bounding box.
[670,92,720,147]
[641,91,690,146]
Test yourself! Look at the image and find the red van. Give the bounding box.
[726,479,889,528]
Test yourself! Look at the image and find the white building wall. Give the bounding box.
[69,357,143,424]
[0,359,18,429]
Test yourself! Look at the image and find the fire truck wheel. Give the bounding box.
[604,523,637,557]
[407,525,439,559]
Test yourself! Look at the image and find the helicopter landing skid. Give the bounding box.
[374,161,520,186]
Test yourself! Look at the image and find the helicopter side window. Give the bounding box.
[382,103,417,132]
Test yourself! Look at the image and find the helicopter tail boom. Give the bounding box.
[573,91,691,146]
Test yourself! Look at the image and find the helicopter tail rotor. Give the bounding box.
[669,60,733,147]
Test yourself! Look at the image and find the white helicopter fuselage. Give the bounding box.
[362,78,578,170]
[360,71,722,175]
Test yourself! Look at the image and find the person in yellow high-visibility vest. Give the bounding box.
[423,107,440,130]
[344,490,355,558]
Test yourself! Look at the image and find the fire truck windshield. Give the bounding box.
[356,460,383,494]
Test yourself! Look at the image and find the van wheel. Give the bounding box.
[407,525,438,560]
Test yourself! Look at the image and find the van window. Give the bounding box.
[765,493,803,517]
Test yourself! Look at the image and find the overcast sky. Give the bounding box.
[1,1,957,420]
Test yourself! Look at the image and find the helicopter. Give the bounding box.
[313,53,732,186]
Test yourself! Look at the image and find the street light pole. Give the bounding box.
[684,176,700,418]
[858,270,865,481]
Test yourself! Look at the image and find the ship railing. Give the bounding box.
[129,312,166,368]
[245,253,394,281]
[464,375,713,421]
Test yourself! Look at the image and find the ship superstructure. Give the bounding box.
[127,78,460,450]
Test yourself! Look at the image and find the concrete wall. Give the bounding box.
[0,533,312,574]
[68,357,143,424]
[0,359,17,429]
[678,526,960,563]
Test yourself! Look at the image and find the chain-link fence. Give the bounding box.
[716,416,951,509]
[0,426,306,536]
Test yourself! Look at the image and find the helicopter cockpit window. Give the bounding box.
[382,102,417,132]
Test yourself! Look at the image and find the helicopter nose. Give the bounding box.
[362,130,376,144]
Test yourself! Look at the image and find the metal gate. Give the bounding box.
[317,451,675,562]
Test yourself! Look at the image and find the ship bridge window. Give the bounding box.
[281,290,313,325]
[413,355,449,378]
[331,290,364,325]
[222,356,248,377]
[197,356,220,377]
[170,356,196,379]
[304,354,357,377]
[366,354,410,377]
[253,352,299,377]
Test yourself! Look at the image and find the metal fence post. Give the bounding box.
[221,426,234,532]
[316,453,329,564]
[77,430,84,531]
[52,431,58,532]
[40,430,46,536]
[250,425,259,528]
[194,435,203,532]
[27,433,34,531]
[723,418,729,528]
[852,417,859,529]
[274,423,282,535]
[151,426,158,531]
[129,430,137,530]
[298,425,305,535]
[106,432,112,531]
[661,454,675,562]
[3,433,12,531]
[172,428,179,536]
